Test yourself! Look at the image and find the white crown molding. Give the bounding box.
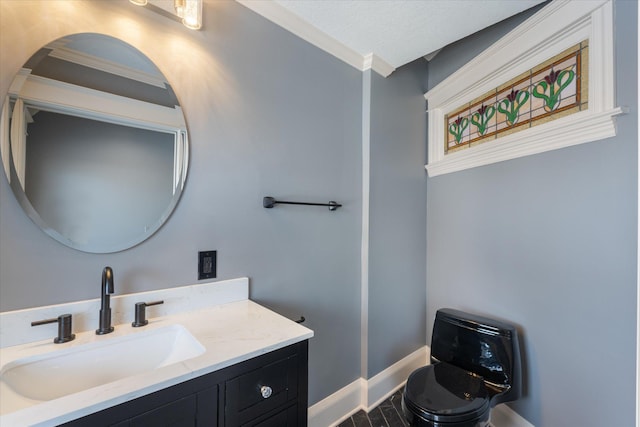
[423,49,441,62]
[236,0,396,77]
[12,73,185,132]
[424,0,618,177]
[362,53,395,78]
[44,38,168,89]
[47,46,168,89]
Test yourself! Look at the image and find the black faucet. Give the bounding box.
[96,266,115,335]
[32,314,75,343]
[132,300,165,327]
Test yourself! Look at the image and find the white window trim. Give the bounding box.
[425,0,622,177]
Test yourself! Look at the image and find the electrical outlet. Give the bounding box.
[198,251,216,280]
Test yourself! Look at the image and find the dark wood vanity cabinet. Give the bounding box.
[61,341,308,427]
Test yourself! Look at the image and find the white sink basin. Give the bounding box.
[0,324,205,401]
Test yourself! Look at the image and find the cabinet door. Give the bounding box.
[130,395,197,427]
[197,386,218,426]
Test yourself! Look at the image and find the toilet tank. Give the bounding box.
[430,308,521,405]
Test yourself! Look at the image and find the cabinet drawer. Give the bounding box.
[225,354,298,426]
[252,404,298,427]
[130,394,197,427]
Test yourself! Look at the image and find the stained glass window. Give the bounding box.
[445,41,589,154]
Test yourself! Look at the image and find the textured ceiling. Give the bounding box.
[256,0,546,69]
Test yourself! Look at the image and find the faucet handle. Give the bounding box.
[32,314,76,344]
[132,300,164,327]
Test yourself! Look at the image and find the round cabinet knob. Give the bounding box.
[260,385,273,399]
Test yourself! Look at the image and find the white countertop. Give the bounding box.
[0,278,314,427]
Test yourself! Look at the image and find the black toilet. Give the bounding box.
[402,308,521,427]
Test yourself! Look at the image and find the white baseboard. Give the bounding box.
[308,345,534,427]
[491,404,535,427]
[308,346,429,427]
[365,346,430,410]
[308,378,365,427]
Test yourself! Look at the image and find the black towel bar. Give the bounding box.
[263,196,341,211]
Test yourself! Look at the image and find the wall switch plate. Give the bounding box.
[198,251,216,280]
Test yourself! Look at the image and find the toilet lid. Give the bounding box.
[403,363,490,424]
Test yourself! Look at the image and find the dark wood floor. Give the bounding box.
[336,388,409,427]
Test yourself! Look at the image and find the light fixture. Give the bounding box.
[180,0,202,30]
[174,0,185,18]
[130,0,202,30]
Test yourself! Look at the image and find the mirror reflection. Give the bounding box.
[1,33,188,253]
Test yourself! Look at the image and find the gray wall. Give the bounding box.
[3,0,635,421]
[367,62,428,377]
[26,111,174,252]
[0,0,364,405]
[425,1,637,426]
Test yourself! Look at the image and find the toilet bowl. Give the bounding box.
[401,308,521,427]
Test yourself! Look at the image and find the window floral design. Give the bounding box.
[449,116,469,144]
[470,104,495,135]
[445,41,588,154]
[498,89,529,126]
[532,67,575,112]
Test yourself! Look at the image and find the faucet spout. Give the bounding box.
[101,266,114,306]
[96,266,115,335]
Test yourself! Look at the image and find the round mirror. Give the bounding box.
[1,33,189,253]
